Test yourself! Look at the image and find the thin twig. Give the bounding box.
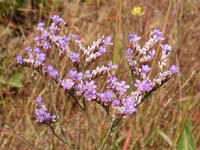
[46,123,69,146]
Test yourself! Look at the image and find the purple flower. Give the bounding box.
[122,96,136,115]
[151,29,165,41]
[84,80,97,101]
[128,34,141,44]
[75,82,84,96]
[37,22,45,28]
[104,36,113,45]
[25,47,32,53]
[51,15,65,24]
[169,65,178,74]
[135,79,152,92]
[160,44,172,53]
[99,90,115,103]
[98,46,106,54]
[115,81,130,95]
[42,42,51,50]
[35,107,57,123]
[34,47,40,53]
[149,49,155,60]
[108,76,118,86]
[61,78,74,90]
[72,34,80,41]
[37,22,45,31]
[125,48,133,59]
[34,36,40,44]
[44,65,58,79]
[49,24,58,32]
[59,36,70,47]
[141,65,151,74]
[16,55,23,64]
[35,52,46,67]
[112,99,120,106]
[70,52,80,63]
[68,70,82,81]
[108,61,118,70]
[35,97,57,123]
[41,33,48,40]
[35,96,43,105]
[51,15,60,23]
[108,76,130,95]
[84,70,92,79]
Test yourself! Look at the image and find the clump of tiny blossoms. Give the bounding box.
[16,15,178,123]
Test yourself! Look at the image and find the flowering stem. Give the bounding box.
[85,110,99,149]
[70,95,99,149]
[69,93,85,111]
[83,98,99,149]
[46,123,69,146]
[99,118,122,150]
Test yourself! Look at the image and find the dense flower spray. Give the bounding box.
[17,15,178,122]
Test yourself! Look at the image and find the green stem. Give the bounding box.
[46,123,69,146]
[85,110,99,149]
[70,96,99,149]
[99,118,122,150]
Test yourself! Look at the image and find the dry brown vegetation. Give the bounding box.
[0,0,200,149]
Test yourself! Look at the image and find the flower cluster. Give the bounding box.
[17,15,178,121]
[35,97,57,123]
[125,29,178,105]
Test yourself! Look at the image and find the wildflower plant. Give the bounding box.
[16,15,178,149]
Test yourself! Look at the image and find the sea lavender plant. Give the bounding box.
[16,15,178,149]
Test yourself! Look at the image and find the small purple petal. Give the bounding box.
[35,96,43,105]
[104,36,113,45]
[84,80,97,101]
[160,44,172,53]
[141,65,151,74]
[152,29,165,41]
[112,99,120,107]
[44,65,58,79]
[135,79,152,92]
[169,65,179,74]
[16,55,23,64]
[70,52,80,63]
[98,46,106,54]
[128,34,141,44]
[72,34,80,41]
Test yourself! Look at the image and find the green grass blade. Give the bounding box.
[177,118,195,150]
[157,129,172,146]
[112,32,120,65]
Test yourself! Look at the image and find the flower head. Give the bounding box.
[151,29,165,41]
[84,80,97,101]
[35,97,57,123]
[141,65,151,74]
[61,78,74,90]
[128,34,141,44]
[135,79,152,92]
[70,52,80,63]
[99,90,115,103]
[44,65,58,79]
[160,44,172,53]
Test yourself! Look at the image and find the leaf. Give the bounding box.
[9,72,24,88]
[177,118,195,150]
